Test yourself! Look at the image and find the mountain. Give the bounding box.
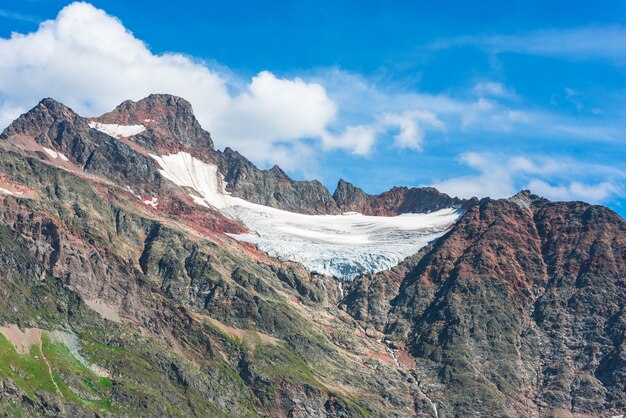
[0,95,622,417]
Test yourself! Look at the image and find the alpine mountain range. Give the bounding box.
[0,94,622,417]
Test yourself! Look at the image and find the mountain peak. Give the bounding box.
[509,189,549,210]
[114,94,194,116]
[92,94,214,154]
[37,97,71,110]
[1,97,80,142]
[97,94,195,125]
[332,179,369,212]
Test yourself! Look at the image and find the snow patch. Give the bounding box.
[142,196,158,208]
[42,147,69,161]
[151,152,230,209]
[126,186,141,200]
[88,121,146,138]
[0,187,16,196]
[152,152,462,280]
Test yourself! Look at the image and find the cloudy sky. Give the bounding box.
[1,0,625,216]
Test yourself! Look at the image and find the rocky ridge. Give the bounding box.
[90,94,471,215]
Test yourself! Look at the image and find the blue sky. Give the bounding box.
[1,1,625,216]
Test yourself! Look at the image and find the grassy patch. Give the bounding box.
[42,336,115,413]
[252,342,321,387]
[0,334,56,397]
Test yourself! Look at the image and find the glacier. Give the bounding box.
[152,152,462,281]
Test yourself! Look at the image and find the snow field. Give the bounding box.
[42,147,69,161]
[152,152,461,280]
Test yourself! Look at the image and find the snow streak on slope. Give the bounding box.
[151,152,229,209]
[88,122,146,138]
[152,152,461,281]
[42,147,69,161]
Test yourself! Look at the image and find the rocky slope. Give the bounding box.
[0,95,622,417]
[342,191,625,416]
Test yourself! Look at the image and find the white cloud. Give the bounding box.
[527,179,619,203]
[429,152,623,204]
[209,71,338,166]
[382,110,445,151]
[315,69,594,144]
[321,124,379,156]
[472,81,512,98]
[430,152,516,199]
[0,2,343,169]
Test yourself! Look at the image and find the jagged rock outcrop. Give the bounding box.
[332,179,370,213]
[1,98,163,195]
[333,179,474,216]
[217,147,339,214]
[95,94,214,156]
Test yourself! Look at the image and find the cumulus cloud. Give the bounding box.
[210,71,338,165]
[0,2,343,169]
[429,152,623,204]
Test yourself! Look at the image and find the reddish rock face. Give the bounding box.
[341,191,625,416]
[93,94,215,158]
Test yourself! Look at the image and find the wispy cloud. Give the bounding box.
[315,69,621,148]
[428,152,624,204]
[472,81,515,98]
[430,25,626,63]
[0,9,39,24]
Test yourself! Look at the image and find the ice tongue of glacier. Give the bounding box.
[151,152,462,281]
